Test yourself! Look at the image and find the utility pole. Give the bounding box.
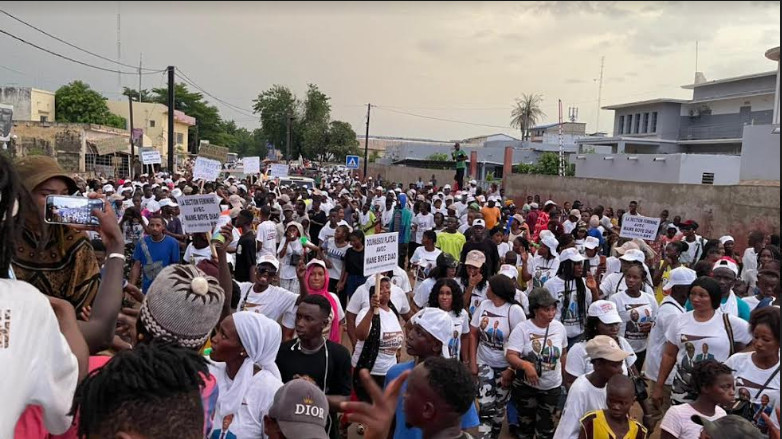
[138,53,143,102]
[116,3,121,95]
[558,99,564,176]
[596,56,605,134]
[167,66,175,172]
[363,103,371,179]
[286,113,292,164]
[128,95,135,179]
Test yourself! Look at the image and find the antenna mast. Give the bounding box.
[596,56,604,134]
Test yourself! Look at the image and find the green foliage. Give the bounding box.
[486,171,495,181]
[55,80,127,129]
[149,83,226,152]
[325,120,360,162]
[252,85,298,159]
[369,150,380,163]
[514,152,570,176]
[122,87,151,102]
[510,93,546,140]
[426,153,449,161]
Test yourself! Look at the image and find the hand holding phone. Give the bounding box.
[45,195,105,226]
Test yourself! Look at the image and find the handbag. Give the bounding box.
[628,364,648,401]
[140,238,164,281]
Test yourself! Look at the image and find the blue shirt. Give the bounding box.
[684,294,751,321]
[587,228,604,246]
[384,361,479,439]
[132,235,181,292]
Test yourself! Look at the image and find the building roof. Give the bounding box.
[681,70,777,89]
[531,121,587,130]
[460,133,519,143]
[686,89,776,105]
[602,98,689,110]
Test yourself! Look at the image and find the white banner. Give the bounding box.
[619,214,661,241]
[364,232,399,276]
[269,163,289,178]
[176,194,222,234]
[193,157,222,181]
[141,148,162,164]
[243,156,260,175]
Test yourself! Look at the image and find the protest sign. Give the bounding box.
[193,157,222,181]
[269,163,289,178]
[198,144,229,163]
[176,194,222,234]
[140,148,162,164]
[619,214,661,241]
[243,156,261,175]
[364,232,399,276]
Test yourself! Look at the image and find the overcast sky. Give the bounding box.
[1,1,778,141]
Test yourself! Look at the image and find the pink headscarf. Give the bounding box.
[304,259,341,343]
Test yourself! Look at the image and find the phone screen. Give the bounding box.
[45,195,104,226]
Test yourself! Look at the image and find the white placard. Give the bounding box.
[193,157,222,181]
[269,163,289,178]
[619,214,661,241]
[176,194,222,234]
[364,232,399,276]
[243,156,260,175]
[141,148,161,164]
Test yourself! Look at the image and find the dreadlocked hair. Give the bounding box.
[0,153,23,278]
[557,259,587,327]
[71,341,208,439]
[690,358,733,395]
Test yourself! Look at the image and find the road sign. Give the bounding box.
[363,232,398,277]
[346,155,360,169]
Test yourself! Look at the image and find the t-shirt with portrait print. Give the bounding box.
[470,300,526,368]
[725,352,780,433]
[506,319,568,390]
[610,290,658,353]
[351,307,403,376]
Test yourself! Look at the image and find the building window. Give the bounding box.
[625,115,633,134]
[650,112,658,133]
[642,113,649,133]
[634,114,641,133]
[149,120,156,128]
[701,172,714,185]
[618,116,624,134]
[176,132,184,145]
[40,116,47,122]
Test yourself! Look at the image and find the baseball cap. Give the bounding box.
[102,184,115,193]
[690,414,764,439]
[282,204,294,212]
[540,233,559,256]
[410,308,454,358]
[719,235,735,245]
[543,200,556,207]
[465,250,486,268]
[559,247,585,263]
[443,184,451,190]
[512,213,525,224]
[268,379,329,439]
[159,198,178,208]
[713,257,739,276]
[569,209,580,217]
[436,252,459,269]
[229,207,242,219]
[585,335,630,362]
[228,194,244,209]
[472,218,486,228]
[529,202,539,209]
[679,219,698,230]
[614,241,640,255]
[619,249,646,263]
[469,179,477,185]
[663,266,697,291]
[584,236,600,250]
[588,300,622,325]
[499,264,519,280]
[258,254,280,270]
[171,188,183,198]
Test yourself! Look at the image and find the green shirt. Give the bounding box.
[452,149,467,169]
[436,231,466,261]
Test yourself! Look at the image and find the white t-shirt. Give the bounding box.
[255,220,278,258]
[506,319,568,390]
[0,280,79,436]
[643,297,685,383]
[347,282,410,316]
[457,278,489,317]
[562,220,577,235]
[409,247,441,272]
[413,277,438,309]
[526,255,560,292]
[276,240,303,280]
[660,403,726,439]
[565,337,636,379]
[725,352,780,406]
[497,242,511,261]
[446,310,470,360]
[351,307,404,375]
[553,374,607,439]
[237,283,298,329]
[599,272,654,299]
[543,276,594,339]
[183,243,213,265]
[610,290,659,352]
[283,292,345,339]
[390,265,413,294]
[413,213,435,244]
[743,247,758,274]
[208,363,282,439]
[470,300,526,368]
[322,238,349,281]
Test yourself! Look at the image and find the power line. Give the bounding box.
[0,28,164,75]
[174,68,257,118]
[373,105,514,130]
[0,8,162,72]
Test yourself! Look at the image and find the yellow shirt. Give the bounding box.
[579,410,648,439]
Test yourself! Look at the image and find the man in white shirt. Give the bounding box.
[562,209,580,235]
[234,255,299,340]
[255,205,278,259]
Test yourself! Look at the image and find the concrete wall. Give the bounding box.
[0,87,32,120]
[613,103,682,140]
[739,124,781,182]
[692,74,776,101]
[677,154,741,185]
[30,89,55,122]
[573,154,684,183]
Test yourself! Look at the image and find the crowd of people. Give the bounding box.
[1,152,780,439]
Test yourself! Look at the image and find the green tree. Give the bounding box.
[534,151,561,175]
[299,84,331,160]
[325,120,360,162]
[426,153,449,161]
[510,93,546,140]
[252,85,298,160]
[121,87,151,102]
[150,83,225,153]
[55,81,127,129]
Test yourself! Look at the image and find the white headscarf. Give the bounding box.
[215,312,282,417]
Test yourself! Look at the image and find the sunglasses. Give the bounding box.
[257,268,278,276]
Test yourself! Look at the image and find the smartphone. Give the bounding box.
[45,195,104,226]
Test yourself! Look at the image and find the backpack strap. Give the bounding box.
[722,312,735,356]
[753,366,780,399]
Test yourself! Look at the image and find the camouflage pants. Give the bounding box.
[476,364,511,439]
[510,383,561,439]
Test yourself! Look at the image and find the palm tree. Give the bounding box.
[510,93,546,140]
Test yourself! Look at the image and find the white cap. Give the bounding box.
[159,198,178,208]
[375,186,383,191]
[171,188,183,198]
[102,184,115,193]
[540,233,559,256]
[410,308,455,359]
[465,250,486,268]
[443,184,451,189]
[619,249,646,263]
[588,300,622,325]
[719,235,735,245]
[530,202,539,209]
[499,264,518,280]
[544,200,556,207]
[584,236,600,250]
[663,266,697,291]
[469,179,477,185]
[394,188,401,193]
[559,247,585,263]
[150,183,160,189]
[146,200,161,213]
[472,218,486,228]
[257,254,280,270]
[712,258,739,276]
